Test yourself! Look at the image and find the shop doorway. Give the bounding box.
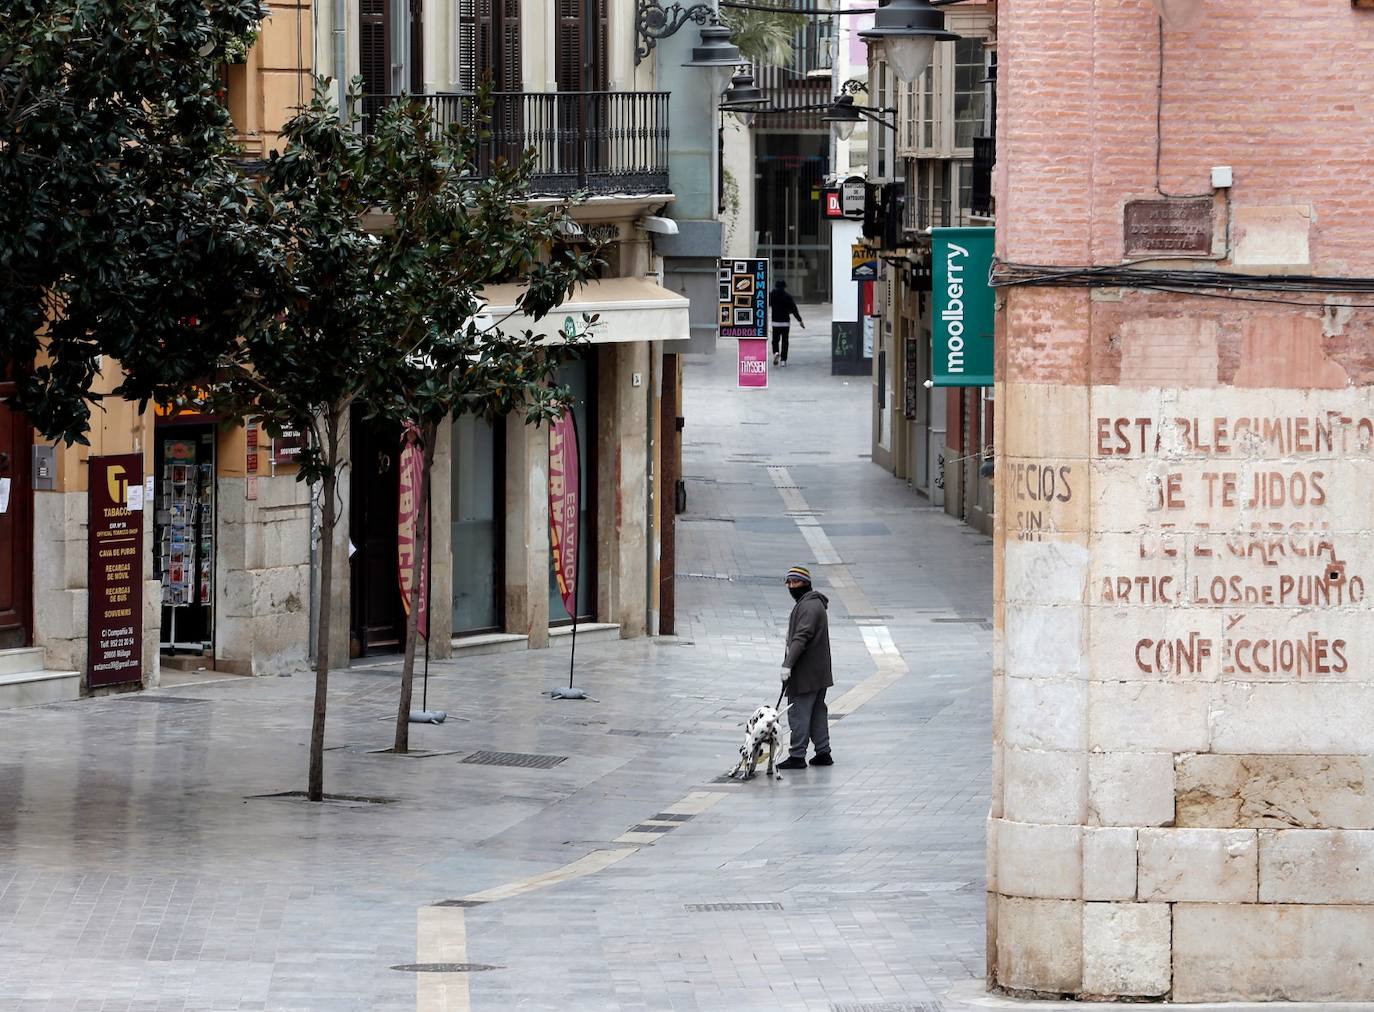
[451,414,504,636]
[349,407,405,655]
[0,389,33,650]
[153,423,216,654]
[547,355,596,624]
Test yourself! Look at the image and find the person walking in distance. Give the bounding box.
[777,565,833,769]
[769,279,804,367]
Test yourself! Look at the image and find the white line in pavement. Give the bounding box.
[796,520,842,565]
[460,847,639,904]
[416,906,469,1012]
[860,624,900,658]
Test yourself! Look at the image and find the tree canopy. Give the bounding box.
[0,0,267,443]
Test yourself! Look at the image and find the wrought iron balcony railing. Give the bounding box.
[359,91,671,198]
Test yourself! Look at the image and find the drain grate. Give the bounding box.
[125,695,209,704]
[932,617,990,625]
[832,1004,941,1012]
[431,899,487,908]
[685,902,782,912]
[390,963,502,973]
[461,750,566,770]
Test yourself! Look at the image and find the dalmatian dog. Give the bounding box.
[728,702,790,781]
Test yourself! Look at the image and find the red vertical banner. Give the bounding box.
[88,454,144,688]
[397,434,429,640]
[548,409,580,621]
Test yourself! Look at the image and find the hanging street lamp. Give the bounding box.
[857,0,959,84]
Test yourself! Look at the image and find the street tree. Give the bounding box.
[0,0,268,443]
[362,92,602,754]
[206,81,398,802]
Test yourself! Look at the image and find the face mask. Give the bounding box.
[789,585,807,601]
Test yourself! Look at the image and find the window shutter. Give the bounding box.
[455,0,476,91]
[555,0,581,92]
[360,0,389,95]
[554,0,605,92]
[499,0,520,91]
[409,0,424,93]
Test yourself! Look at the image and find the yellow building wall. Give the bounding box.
[228,0,314,157]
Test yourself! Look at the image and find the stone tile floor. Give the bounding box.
[0,310,994,1011]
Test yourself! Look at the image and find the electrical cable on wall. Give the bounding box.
[1154,17,1210,200]
[990,260,1374,310]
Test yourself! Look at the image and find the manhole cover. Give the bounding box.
[684,902,782,912]
[461,750,566,770]
[390,963,502,973]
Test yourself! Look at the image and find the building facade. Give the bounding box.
[992,0,1374,1000]
[3,0,696,708]
[0,3,316,709]
[311,0,690,666]
[865,2,996,534]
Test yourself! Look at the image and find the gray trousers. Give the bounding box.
[787,688,830,758]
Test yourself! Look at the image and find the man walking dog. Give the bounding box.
[777,565,833,769]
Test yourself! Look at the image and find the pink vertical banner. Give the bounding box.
[397,434,429,640]
[548,409,580,620]
[737,339,769,388]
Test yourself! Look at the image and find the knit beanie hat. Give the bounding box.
[784,565,812,584]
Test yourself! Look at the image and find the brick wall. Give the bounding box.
[992,0,1374,1000]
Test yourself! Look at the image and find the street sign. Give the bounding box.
[932,227,995,387]
[851,243,878,282]
[88,454,144,689]
[718,258,769,338]
[841,177,866,220]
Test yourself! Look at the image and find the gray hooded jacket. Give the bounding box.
[782,589,833,696]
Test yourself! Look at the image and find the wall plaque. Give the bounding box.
[88,454,144,689]
[1124,198,1213,256]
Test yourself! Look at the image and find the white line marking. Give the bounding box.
[416,906,469,1012]
[461,847,638,904]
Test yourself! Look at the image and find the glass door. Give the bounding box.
[451,414,503,635]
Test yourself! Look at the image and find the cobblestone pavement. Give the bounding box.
[0,309,994,1011]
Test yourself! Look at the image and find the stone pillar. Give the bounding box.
[992,0,1374,1002]
[596,347,619,624]
[216,472,311,676]
[504,413,549,648]
[612,341,650,638]
[428,419,453,658]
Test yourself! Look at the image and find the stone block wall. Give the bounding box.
[216,475,311,675]
[992,0,1374,1001]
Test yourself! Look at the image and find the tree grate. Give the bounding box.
[461,750,567,770]
[684,902,782,912]
[831,1004,941,1012]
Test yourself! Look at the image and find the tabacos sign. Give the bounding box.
[932,227,994,387]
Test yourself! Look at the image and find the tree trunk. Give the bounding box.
[393,419,436,753]
[308,408,343,801]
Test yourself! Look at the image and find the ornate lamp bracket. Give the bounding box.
[636,0,718,65]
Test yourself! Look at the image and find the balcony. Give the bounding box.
[359,91,670,198]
